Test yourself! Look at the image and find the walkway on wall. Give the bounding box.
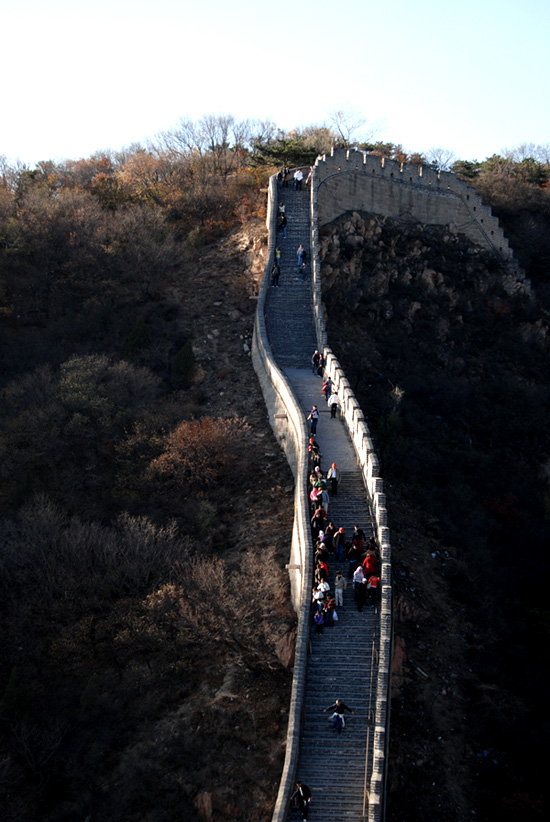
[266,184,379,821]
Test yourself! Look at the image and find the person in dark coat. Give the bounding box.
[307,405,319,435]
[314,543,329,565]
[324,521,336,554]
[311,506,325,537]
[356,577,368,612]
[333,526,346,562]
[352,524,367,552]
[327,462,341,496]
[291,780,312,819]
[311,349,320,374]
[308,437,321,467]
[347,541,362,579]
[323,698,355,733]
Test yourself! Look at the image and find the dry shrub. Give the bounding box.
[150,416,251,492]
[146,547,288,671]
[0,496,188,623]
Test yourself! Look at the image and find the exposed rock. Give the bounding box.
[194,792,213,821]
[274,629,296,669]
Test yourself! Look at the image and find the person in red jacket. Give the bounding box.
[367,574,381,606]
[362,550,379,577]
[315,560,329,583]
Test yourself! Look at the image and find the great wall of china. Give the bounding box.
[252,148,519,821]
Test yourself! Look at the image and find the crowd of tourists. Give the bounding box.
[307,352,381,632]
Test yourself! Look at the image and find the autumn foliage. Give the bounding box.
[150,416,251,491]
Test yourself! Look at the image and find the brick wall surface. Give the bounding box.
[315,148,519,270]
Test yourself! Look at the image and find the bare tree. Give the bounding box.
[248,118,278,151]
[147,547,288,671]
[155,117,203,159]
[502,143,550,166]
[426,147,457,171]
[329,107,379,147]
[149,416,251,491]
[11,719,67,775]
[0,156,30,193]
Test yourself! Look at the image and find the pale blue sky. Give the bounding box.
[2,0,549,166]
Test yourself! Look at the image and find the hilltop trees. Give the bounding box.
[452,146,550,285]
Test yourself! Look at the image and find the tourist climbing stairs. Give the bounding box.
[265,186,317,367]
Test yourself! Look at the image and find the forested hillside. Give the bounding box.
[0,120,301,822]
[320,208,550,821]
[1,121,549,820]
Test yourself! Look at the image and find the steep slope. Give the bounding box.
[320,211,550,822]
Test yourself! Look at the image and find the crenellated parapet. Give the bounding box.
[314,148,521,274]
[309,166,393,822]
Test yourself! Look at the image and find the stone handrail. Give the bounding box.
[251,175,314,821]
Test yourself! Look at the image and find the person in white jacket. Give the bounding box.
[328,392,340,419]
[326,462,341,496]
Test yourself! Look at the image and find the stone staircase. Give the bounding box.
[287,485,377,822]
[265,182,380,822]
[265,187,317,368]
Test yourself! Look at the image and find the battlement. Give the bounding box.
[314,148,520,271]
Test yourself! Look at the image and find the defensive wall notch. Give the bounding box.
[315,147,522,277]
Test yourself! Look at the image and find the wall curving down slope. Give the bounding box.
[252,155,393,822]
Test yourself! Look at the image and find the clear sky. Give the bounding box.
[2,0,549,167]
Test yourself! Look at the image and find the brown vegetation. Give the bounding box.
[1,130,549,820]
[0,135,297,821]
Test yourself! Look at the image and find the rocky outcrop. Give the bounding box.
[319,211,542,378]
[320,211,530,313]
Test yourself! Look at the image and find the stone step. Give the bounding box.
[268,183,380,822]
